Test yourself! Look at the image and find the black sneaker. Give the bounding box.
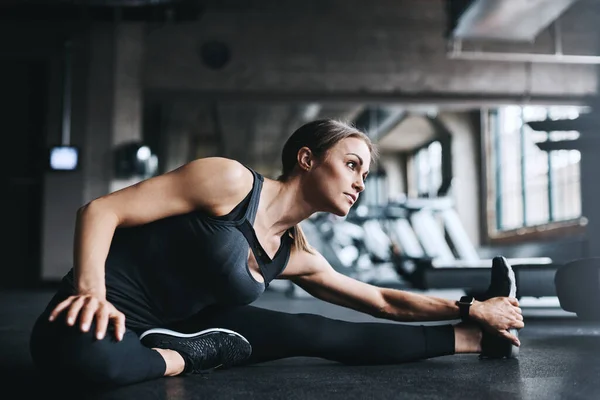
[479,256,520,359]
[139,327,252,374]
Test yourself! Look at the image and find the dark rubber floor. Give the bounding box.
[1,289,599,400]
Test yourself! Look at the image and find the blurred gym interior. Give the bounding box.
[2,1,600,399]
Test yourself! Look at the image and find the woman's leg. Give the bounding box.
[167,304,458,366]
[29,290,167,388]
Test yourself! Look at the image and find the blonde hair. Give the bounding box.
[279,119,378,253]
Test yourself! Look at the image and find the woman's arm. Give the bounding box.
[282,249,461,321]
[282,248,523,336]
[50,158,254,340]
[73,157,253,297]
[378,288,462,322]
[72,203,118,298]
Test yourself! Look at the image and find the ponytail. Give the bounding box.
[290,223,315,254]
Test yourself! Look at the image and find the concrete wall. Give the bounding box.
[39,23,146,280]
[144,0,598,101]
[437,111,482,247]
[4,0,600,283]
[379,153,406,201]
[40,34,90,280]
[578,136,600,258]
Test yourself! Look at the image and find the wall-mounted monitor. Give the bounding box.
[49,145,79,171]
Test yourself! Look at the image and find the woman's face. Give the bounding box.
[305,137,371,216]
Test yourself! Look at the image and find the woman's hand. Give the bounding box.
[471,297,524,346]
[48,294,126,341]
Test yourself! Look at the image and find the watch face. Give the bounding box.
[460,296,474,304]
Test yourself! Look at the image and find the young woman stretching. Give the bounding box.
[30,119,523,388]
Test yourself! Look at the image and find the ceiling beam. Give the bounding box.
[146,89,593,108]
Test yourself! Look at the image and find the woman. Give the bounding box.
[30,119,524,388]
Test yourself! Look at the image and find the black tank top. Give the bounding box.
[65,166,293,326]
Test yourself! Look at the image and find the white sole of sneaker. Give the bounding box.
[502,257,520,358]
[497,256,517,298]
[139,327,250,344]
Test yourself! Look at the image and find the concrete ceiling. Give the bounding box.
[162,99,448,174]
[144,0,600,173]
[377,114,438,152]
[166,101,367,173]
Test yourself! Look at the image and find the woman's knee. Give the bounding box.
[30,316,128,386]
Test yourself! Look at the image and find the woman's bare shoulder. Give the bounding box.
[183,157,254,215]
[185,157,252,184]
[83,157,254,227]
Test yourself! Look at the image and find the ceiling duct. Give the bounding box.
[450,0,580,42]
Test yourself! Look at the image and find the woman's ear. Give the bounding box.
[297,147,313,171]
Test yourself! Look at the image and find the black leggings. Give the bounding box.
[30,290,455,388]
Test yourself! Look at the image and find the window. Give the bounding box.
[410,140,442,198]
[489,106,582,232]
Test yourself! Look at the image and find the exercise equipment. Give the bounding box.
[382,197,555,296]
[293,194,559,299]
[299,213,384,278]
[555,258,600,319]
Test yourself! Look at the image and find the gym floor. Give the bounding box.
[2,288,599,400]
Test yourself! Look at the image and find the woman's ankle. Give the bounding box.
[155,348,186,376]
[453,323,482,354]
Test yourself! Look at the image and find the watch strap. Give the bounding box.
[457,296,474,322]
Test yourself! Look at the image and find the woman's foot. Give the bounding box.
[479,256,520,359]
[481,256,517,301]
[139,327,253,374]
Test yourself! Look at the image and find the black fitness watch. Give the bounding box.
[456,295,474,322]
